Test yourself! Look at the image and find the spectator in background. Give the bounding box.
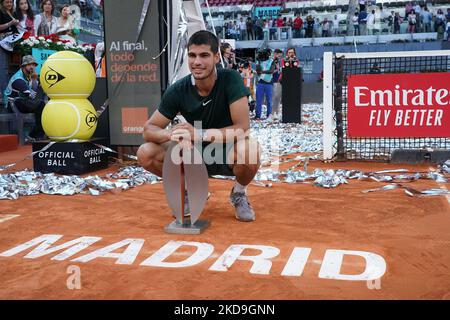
[220,42,237,70]
[405,2,413,17]
[446,8,450,21]
[321,18,330,37]
[94,41,105,77]
[276,14,283,28]
[0,0,19,105]
[270,17,277,40]
[388,10,395,34]
[359,0,366,12]
[415,6,422,32]
[305,15,314,38]
[436,9,446,35]
[287,17,293,28]
[14,0,34,35]
[421,6,432,32]
[246,16,254,40]
[293,13,303,38]
[332,14,339,36]
[205,21,213,33]
[446,18,450,41]
[393,11,402,34]
[367,9,375,35]
[228,21,238,40]
[358,9,368,35]
[34,0,57,36]
[255,48,275,120]
[253,16,263,40]
[238,17,246,41]
[271,48,283,118]
[239,59,255,109]
[413,2,421,15]
[314,17,321,37]
[56,4,75,41]
[352,11,360,35]
[407,9,416,33]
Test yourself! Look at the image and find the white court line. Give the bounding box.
[429,167,450,206]
[0,214,20,224]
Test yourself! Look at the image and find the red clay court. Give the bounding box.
[1,145,450,299]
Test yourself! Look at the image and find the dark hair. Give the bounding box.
[0,0,13,14]
[274,48,283,54]
[220,42,231,56]
[40,0,54,14]
[15,0,34,21]
[188,30,219,54]
[286,47,297,55]
[60,4,70,13]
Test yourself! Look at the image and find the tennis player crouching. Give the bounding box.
[137,30,261,222]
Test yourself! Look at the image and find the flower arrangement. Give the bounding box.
[13,32,95,56]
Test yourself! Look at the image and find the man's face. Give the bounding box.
[287,50,295,58]
[188,44,219,80]
[23,63,36,75]
[275,52,282,59]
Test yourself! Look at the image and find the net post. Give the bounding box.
[323,51,335,161]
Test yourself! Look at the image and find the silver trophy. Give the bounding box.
[163,141,210,234]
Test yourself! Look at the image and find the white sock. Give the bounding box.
[233,181,248,194]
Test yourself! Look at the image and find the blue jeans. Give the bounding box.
[255,82,273,118]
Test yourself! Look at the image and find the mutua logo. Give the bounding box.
[85,110,98,129]
[45,67,66,87]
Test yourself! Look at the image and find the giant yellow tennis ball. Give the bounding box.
[40,51,96,99]
[41,99,98,141]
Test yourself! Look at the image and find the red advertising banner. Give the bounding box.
[347,73,450,138]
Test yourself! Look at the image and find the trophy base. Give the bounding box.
[164,219,211,235]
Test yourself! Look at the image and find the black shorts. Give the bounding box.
[195,142,235,177]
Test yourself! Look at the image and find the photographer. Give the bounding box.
[4,55,46,141]
[255,48,276,120]
[220,42,238,70]
[239,58,255,111]
[271,48,283,117]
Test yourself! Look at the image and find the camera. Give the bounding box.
[256,48,271,62]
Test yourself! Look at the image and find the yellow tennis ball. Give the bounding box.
[41,99,98,141]
[40,51,96,99]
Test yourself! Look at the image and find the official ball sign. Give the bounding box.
[347,73,450,138]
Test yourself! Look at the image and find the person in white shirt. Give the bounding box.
[34,0,57,36]
[413,3,421,15]
[14,0,34,34]
[367,9,375,35]
[238,17,246,41]
[332,14,339,36]
[407,10,417,33]
[352,12,359,36]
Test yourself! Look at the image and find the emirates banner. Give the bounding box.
[104,0,162,145]
[347,73,450,138]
